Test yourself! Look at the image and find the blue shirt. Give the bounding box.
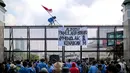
[15,64,23,72]
[37,62,47,70]
[101,64,106,73]
[66,62,72,68]
[48,17,55,23]
[27,67,36,73]
[88,65,98,73]
[47,65,54,73]
[78,66,83,73]
[6,63,10,71]
[19,67,28,73]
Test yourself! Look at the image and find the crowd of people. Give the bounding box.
[0,58,130,73]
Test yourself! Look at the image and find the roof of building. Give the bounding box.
[123,0,130,5]
[0,0,6,7]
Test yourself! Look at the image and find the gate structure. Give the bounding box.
[4,25,123,61]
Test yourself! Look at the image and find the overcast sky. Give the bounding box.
[4,0,124,25]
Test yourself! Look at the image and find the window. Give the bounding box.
[4,40,9,50]
[88,28,97,38]
[99,27,114,38]
[47,29,58,38]
[30,40,44,51]
[30,29,44,38]
[13,29,27,38]
[4,29,9,38]
[13,40,27,51]
[47,40,60,50]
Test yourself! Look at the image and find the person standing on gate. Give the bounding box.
[48,16,56,26]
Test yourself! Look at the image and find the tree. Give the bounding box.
[30,54,39,61]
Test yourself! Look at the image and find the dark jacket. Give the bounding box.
[8,69,17,73]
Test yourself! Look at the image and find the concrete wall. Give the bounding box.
[0,21,4,63]
[0,5,6,63]
[123,4,130,65]
[123,19,130,65]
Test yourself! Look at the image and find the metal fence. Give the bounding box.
[4,25,123,61]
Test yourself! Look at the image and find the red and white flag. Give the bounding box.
[42,5,52,13]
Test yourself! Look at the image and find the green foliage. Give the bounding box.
[30,54,39,61]
[10,49,39,61]
[13,49,26,60]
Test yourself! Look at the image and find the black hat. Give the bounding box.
[62,67,70,73]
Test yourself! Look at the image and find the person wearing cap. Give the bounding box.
[62,67,70,73]
[39,68,48,73]
[53,62,62,73]
[7,64,17,73]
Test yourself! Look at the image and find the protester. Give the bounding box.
[97,64,102,73]
[106,64,119,73]
[53,62,62,73]
[70,62,79,73]
[8,64,17,73]
[48,16,56,26]
[77,61,82,73]
[15,60,23,72]
[100,60,106,73]
[81,60,88,73]
[33,62,40,73]
[47,62,54,73]
[19,61,29,73]
[88,61,98,73]
[38,59,47,71]
[27,62,36,73]
[62,67,70,73]
[118,59,124,73]
[39,68,48,73]
[0,58,129,73]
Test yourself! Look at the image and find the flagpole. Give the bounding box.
[42,5,64,27]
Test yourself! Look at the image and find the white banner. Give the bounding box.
[58,27,88,46]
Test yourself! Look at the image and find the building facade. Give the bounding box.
[15,39,25,50]
[122,0,130,65]
[0,0,6,63]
